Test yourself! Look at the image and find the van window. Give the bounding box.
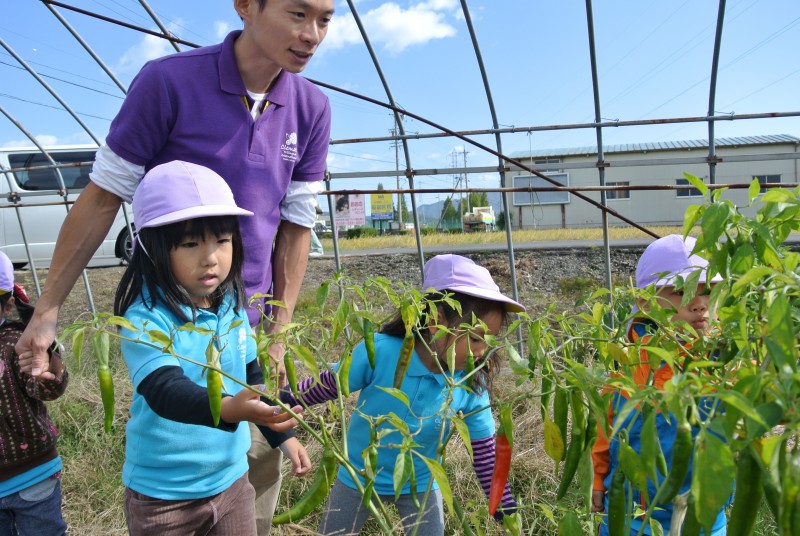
[8,151,95,191]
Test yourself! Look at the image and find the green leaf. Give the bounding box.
[683,204,704,236]
[105,315,137,331]
[288,343,319,377]
[748,178,761,204]
[692,429,735,535]
[506,343,529,377]
[557,510,582,536]
[713,391,769,430]
[731,266,772,297]
[418,455,454,514]
[451,417,473,459]
[375,386,410,408]
[619,443,649,498]
[729,242,755,276]
[91,330,110,368]
[71,328,84,368]
[330,297,350,343]
[761,188,795,203]
[392,451,411,500]
[147,329,172,348]
[544,416,565,463]
[765,293,794,369]
[316,280,330,308]
[700,203,728,247]
[683,173,708,197]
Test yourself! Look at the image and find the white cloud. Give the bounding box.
[324,1,458,54]
[214,20,234,40]
[116,21,186,72]
[3,135,60,148]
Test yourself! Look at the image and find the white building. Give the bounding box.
[506,134,800,229]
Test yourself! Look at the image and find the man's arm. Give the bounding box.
[16,183,124,377]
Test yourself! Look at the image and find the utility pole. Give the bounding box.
[390,126,403,229]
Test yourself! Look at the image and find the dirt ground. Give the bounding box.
[13,246,644,327]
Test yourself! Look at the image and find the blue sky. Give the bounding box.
[2,0,799,203]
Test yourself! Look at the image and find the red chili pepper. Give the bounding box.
[488,432,511,516]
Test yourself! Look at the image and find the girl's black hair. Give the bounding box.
[0,287,35,326]
[381,290,509,394]
[114,216,246,323]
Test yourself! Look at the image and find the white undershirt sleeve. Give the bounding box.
[280,180,323,228]
[89,144,144,203]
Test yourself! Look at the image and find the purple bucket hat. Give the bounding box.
[422,254,525,313]
[133,160,252,229]
[636,234,722,288]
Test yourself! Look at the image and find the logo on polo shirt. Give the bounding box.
[281,132,298,163]
[237,327,247,362]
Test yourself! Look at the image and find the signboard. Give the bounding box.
[334,193,366,227]
[512,173,570,206]
[370,192,394,221]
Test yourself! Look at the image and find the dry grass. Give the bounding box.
[321,226,685,252]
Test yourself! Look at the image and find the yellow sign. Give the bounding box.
[370,193,394,220]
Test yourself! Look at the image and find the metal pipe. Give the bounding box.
[707,0,727,184]
[584,0,613,293]
[0,38,101,146]
[137,0,181,53]
[459,0,522,315]
[0,105,96,310]
[344,0,425,277]
[42,2,127,93]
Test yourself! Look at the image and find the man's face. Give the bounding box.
[241,0,335,73]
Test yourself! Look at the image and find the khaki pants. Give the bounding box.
[247,422,284,535]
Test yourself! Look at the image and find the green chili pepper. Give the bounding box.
[92,331,113,432]
[206,369,222,427]
[540,370,553,421]
[728,447,763,536]
[680,492,701,536]
[284,352,298,395]
[781,447,800,536]
[272,446,339,524]
[553,386,569,462]
[97,365,115,433]
[465,344,475,389]
[393,334,415,389]
[606,468,626,536]
[363,318,376,369]
[556,392,586,500]
[653,420,692,505]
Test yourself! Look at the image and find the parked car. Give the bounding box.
[0,145,134,268]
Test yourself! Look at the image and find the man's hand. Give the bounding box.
[279,437,312,476]
[591,490,606,513]
[16,306,58,379]
[220,385,302,432]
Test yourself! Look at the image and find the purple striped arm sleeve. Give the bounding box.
[471,435,518,520]
[280,369,339,407]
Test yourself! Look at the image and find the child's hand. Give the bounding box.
[591,490,605,513]
[220,386,302,432]
[279,437,312,476]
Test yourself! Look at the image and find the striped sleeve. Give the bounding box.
[471,435,517,520]
[280,369,339,407]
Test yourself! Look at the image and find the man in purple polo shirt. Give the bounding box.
[17,0,335,531]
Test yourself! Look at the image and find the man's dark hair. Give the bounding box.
[114,216,247,323]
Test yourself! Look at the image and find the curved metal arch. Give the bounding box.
[344,0,425,277]
[707,0,728,184]
[458,0,522,309]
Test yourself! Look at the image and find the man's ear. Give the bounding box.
[233,0,253,22]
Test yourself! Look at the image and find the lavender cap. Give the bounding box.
[133,160,253,229]
[422,254,525,313]
[636,234,722,288]
[0,252,12,296]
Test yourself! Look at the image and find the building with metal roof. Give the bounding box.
[505,134,799,229]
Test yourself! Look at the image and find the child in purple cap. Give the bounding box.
[591,235,727,536]
[0,251,69,535]
[113,161,309,535]
[279,254,524,535]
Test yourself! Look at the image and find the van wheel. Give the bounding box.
[115,228,134,263]
[12,262,27,270]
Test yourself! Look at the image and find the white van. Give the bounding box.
[0,145,133,268]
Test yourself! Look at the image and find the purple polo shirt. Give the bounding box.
[105,31,331,325]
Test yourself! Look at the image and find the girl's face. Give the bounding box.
[655,283,715,332]
[169,229,233,307]
[434,308,504,371]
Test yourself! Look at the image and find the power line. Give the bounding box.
[0,92,113,121]
[0,60,124,99]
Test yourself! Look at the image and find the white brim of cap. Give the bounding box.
[139,205,254,229]
[440,285,526,313]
